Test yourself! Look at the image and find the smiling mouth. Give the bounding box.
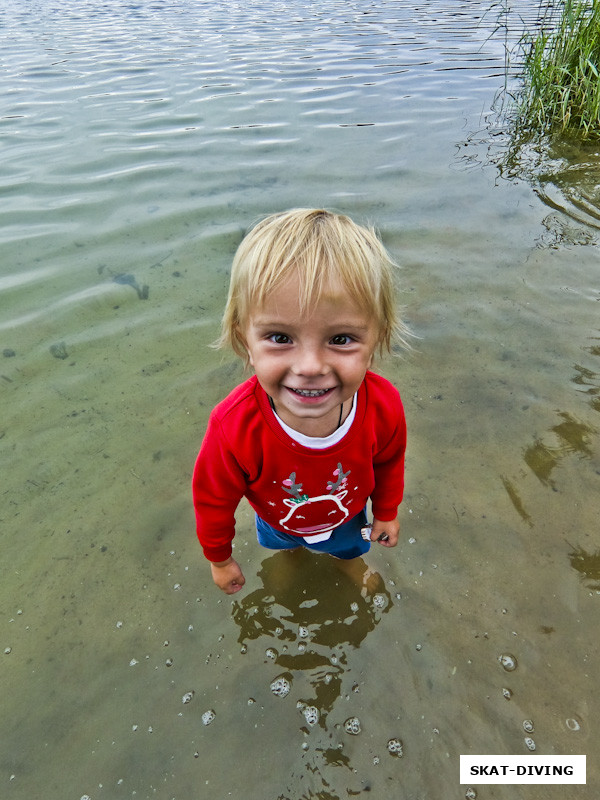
[288,388,332,397]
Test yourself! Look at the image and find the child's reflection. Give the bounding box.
[232,550,393,721]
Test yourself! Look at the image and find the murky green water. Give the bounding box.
[1,1,598,798]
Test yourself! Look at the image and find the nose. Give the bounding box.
[291,344,329,376]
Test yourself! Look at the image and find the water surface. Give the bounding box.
[1,1,598,798]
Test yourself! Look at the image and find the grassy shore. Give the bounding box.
[515,0,600,139]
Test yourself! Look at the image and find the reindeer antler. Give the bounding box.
[327,463,350,494]
[282,472,307,501]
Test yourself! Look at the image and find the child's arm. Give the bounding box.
[210,557,246,594]
[193,414,249,590]
[370,381,406,549]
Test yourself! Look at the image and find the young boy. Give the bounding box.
[192,209,408,594]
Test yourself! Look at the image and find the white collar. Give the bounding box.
[272,394,357,449]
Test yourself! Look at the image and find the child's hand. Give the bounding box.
[210,557,246,594]
[370,517,400,547]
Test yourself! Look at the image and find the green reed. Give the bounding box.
[515,0,600,139]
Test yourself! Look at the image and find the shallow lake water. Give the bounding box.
[1,1,599,798]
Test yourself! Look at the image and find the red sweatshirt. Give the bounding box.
[192,371,406,563]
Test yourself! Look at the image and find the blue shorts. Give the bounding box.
[255,508,370,560]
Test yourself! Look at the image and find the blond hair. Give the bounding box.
[217,208,410,359]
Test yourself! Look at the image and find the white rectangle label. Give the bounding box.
[460,755,586,784]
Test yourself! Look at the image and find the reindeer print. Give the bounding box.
[279,463,351,535]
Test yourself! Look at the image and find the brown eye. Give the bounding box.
[331,334,351,345]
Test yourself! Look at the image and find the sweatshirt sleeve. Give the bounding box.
[192,413,249,563]
[369,390,407,522]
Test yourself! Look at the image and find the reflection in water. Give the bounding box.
[523,411,595,487]
[573,346,600,412]
[568,545,600,590]
[497,136,600,244]
[501,406,597,527]
[232,550,392,724]
[500,475,533,527]
[231,551,396,796]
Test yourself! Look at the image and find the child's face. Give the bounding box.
[244,273,379,436]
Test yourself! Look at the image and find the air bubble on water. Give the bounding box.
[298,626,309,638]
[523,720,534,733]
[303,706,319,726]
[350,602,359,613]
[498,653,517,671]
[275,627,283,636]
[129,659,138,667]
[344,717,361,735]
[202,709,216,726]
[182,691,194,704]
[387,738,403,756]
[297,642,306,653]
[270,676,291,698]
[465,789,477,799]
[524,737,536,751]
[248,698,255,705]
[395,592,402,600]
[373,756,380,765]
[502,687,513,700]
[566,718,581,731]
[330,655,338,665]
[265,648,278,660]
[116,621,123,629]
[373,594,387,609]
[240,644,247,654]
